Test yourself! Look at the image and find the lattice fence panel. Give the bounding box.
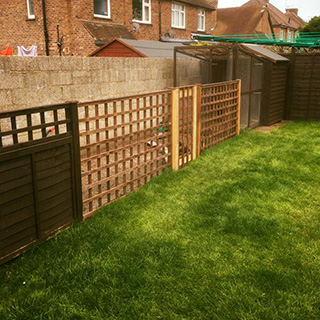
[0,104,71,149]
[78,91,172,218]
[201,80,240,151]
[178,86,194,169]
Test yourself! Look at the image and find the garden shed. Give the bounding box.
[89,38,186,58]
[174,43,289,128]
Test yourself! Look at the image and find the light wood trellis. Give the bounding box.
[78,91,172,218]
[78,80,240,218]
[200,81,240,151]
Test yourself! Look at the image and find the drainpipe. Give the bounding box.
[158,0,162,41]
[42,0,50,56]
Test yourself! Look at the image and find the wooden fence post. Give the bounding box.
[192,85,202,159]
[171,88,180,171]
[236,79,241,135]
[69,102,84,220]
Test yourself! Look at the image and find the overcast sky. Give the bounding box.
[218,0,320,22]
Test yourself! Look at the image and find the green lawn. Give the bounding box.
[1,122,320,320]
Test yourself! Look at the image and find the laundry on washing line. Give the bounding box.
[17,45,38,57]
[0,46,13,56]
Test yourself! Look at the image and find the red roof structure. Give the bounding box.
[81,20,136,43]
[178,0,217,10]
[242,0,305,30]
[285,8,305,29]
[213,5,273,36]
[89,38,146,58]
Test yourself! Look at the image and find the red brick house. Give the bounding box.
[213,0,305,40]
[0,0,217,56]
[242,0,305,40]
[213,5,273,37]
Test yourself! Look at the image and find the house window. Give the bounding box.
[172,3,185,29]
[287,29,292,42]
[132,0,151,23]
[94,0,111,19]
[27,0,35,19]
[280,29,284,40]
[198,9,205,31]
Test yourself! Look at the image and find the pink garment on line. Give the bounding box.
[17,45,38,57]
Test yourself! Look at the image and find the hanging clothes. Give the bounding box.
[17,45,38,57]
[0,46,13,56]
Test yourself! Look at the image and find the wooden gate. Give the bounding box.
[0,102,82,264]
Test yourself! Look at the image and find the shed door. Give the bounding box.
[237,54,263,129]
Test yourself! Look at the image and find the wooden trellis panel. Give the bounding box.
[78,91,172,218]
[178,86,194,169]
[200,80,240,151]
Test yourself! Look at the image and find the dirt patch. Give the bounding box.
[254,121,291,134]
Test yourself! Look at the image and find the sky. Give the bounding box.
[218,0,320,22]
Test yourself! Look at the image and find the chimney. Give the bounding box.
[286,8,298,16]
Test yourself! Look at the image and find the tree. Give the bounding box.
[299,16,320,34]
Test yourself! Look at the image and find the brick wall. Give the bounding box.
[0,1,217,56]
[0,0,46,55]
[0,56,202,112]
[160,1,216,40]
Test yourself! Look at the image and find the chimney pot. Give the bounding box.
[286,8,298,16]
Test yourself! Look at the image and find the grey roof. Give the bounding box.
[120,39,185,58]
[242,44,289,62]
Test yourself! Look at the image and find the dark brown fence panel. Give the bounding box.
[78,91,172,218]
[285,52,320,120]
[200,80,240,151]
[261,61,288,126]
[0,103,82,264]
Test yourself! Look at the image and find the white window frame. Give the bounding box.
[132,0,152,24]
[287,29,292,42]
[197,9,205,31]
[280,29,284,40]
[94,0,111,19]
[171,3,185,29]
[27,0,35,19]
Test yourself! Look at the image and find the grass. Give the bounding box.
[1,121,320,320]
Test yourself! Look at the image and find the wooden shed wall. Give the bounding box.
[261,61,288,126]
[285,53,320,120]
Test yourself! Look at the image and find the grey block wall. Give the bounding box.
[0,56,202,112]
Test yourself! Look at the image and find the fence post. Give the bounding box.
[69,102,84,220]
[192,84,202,159]
[171,88,180,171]
[236,79,241,135]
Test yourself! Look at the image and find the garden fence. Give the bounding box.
[0,102,82,264]
[0,80,241,262]
[80,80,241,217]
[284,52,320,121]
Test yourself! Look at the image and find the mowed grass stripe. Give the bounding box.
[1,121,320,320]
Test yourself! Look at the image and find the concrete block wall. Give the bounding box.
[0,56,202,112]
